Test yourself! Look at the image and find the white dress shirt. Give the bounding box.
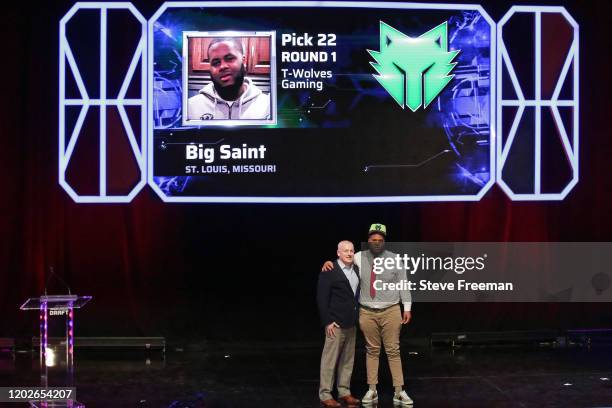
[337,259,359,295]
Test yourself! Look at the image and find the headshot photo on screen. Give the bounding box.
[183,32,276,125]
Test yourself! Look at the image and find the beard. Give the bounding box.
[212,64,246,101]
[368,241,385,256]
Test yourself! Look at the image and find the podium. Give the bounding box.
[21,295,91,408]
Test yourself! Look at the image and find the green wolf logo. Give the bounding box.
[368,21,460,112]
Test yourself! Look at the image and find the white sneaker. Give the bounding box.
[393,390,413,405]
[362,389,378,404]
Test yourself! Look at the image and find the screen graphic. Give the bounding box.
[182,32,276,125]
[150,4,495,202]
[368,21,459,112]
[58,3,579,203]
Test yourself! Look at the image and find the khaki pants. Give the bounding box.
[319,326,356,401]
[359,304,404,386]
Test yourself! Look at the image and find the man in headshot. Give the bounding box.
[187,37,270,120]
[322,224,413,406]
[317,241,361,408]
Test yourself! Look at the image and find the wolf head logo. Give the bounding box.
[368,21,460,112]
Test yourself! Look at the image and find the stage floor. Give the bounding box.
[1,343,611,407]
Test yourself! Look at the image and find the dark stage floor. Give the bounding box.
[1,342,612,408]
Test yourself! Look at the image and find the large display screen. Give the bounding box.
[59,2,579,203]
[149,4,495,202]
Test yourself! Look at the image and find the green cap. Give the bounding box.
[368,223,387,236]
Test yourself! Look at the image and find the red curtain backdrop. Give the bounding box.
[1,1,610,341]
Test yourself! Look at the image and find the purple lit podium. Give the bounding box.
[21,295,91,408]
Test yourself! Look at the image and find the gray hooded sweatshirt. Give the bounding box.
[187,78,270,121]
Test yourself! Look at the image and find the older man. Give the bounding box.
[317,241,361,407]
[187,37,270,120]
[322,224,413,406]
